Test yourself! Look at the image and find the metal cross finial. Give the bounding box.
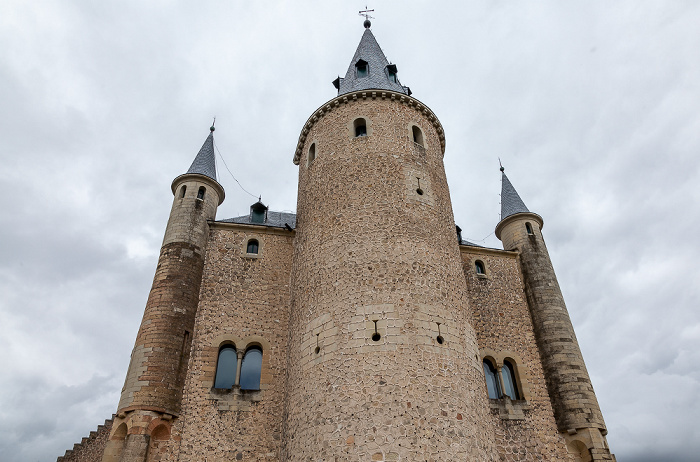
[359,6,375,22]
[498,157,505,172]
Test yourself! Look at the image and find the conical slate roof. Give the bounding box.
[335,27,411,96]
[500,171,530,220]
[186,131,217,181]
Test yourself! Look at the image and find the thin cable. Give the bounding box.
[214,140,259,200]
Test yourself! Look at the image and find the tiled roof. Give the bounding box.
[186,132,217,181]
[500,172,530,220]
[336,28,410,96]
[218,211,297,229]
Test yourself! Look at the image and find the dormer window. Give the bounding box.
[386,64,398,83]
[355,59,368,78]
[250,201,268,224]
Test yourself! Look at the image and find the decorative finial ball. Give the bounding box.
[210,126,215,132]
[500,166,505,172]
[364,19,371,29]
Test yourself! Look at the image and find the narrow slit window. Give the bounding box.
[240,346,263,390]
[412,125,424,146]
[197,187,206,200]
[475,260,485,275]
[526,222,533,235]
[308,143,316,164]
[247,239,259,254]
[483,359,501,399]
[214,345,237,389]
[502,360,520,399]
[180,185,187,198]
[354,118,367,137]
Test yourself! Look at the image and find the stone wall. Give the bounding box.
[460,246,574,461]
[285,91,497,461]
[164,224,294,460]
[57,415,114,462]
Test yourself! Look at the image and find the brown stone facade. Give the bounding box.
[63,89,613,460]
[461,246,574,460]
[285,92,496,460]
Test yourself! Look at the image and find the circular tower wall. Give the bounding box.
[284,92,497,461]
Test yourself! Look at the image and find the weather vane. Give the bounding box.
[359,6,375,25]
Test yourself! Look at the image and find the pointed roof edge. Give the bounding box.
[499,171,530,220]
[186,129,217,181]
[336,27,410,96]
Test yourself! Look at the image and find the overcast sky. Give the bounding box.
[1,1,699,460]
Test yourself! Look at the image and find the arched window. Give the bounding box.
[526,222,533,235]
[180,185,187,198]
[247,239,259,254]
[475,260,485,275]
[240,346,263,390]
[501,360,520,399]
[412,125,424,146]
[308,143,316,164]
[483,359,501,399]
[354,118,367,137]
[214,345,237,389]
[355,59,368,78]
[197,186,206,200]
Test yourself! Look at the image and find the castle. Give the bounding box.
[59,21,614,462]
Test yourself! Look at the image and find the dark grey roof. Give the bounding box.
[186,132,217,181]
[459,239,484,248]
[500,172,530,220]
[336,28,410,96]
[219,211,297,229]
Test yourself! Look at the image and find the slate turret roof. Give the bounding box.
[500,170,530,220]
[335,25,411,96]
[186,130,217,181]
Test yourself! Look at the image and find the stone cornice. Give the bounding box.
[171,173,226,205]
[459,245,518,258]
[293,90,446,165]
[210,220,295,236]
[494,212,544,240]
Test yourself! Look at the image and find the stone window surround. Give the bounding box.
[480,349,532,420]
[208,335,272,410]
[349,115,373,139]
[474,258,488,278]
[242,234,263,259]
[306,140,317,168]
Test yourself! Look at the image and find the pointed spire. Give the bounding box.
[186,126,217,181]
[500,167,530,220]
[335,26,411,96]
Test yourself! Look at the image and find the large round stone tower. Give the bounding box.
[103,128,225,461]
[495,168,612,460]
[284,23,496,461]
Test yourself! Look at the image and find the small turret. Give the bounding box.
[104,127,225,461]
[495,168,613,460]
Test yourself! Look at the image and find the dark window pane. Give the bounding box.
[251,210,265,223]
[357,64,368,77]
[240,347,263,390]
[355,124,367,137]
[475,261,484,274]
[197,187,206,200]
[214,346,237,389]
[247,240,259,254]
[483,360,500,399]
[502,361,519,399]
